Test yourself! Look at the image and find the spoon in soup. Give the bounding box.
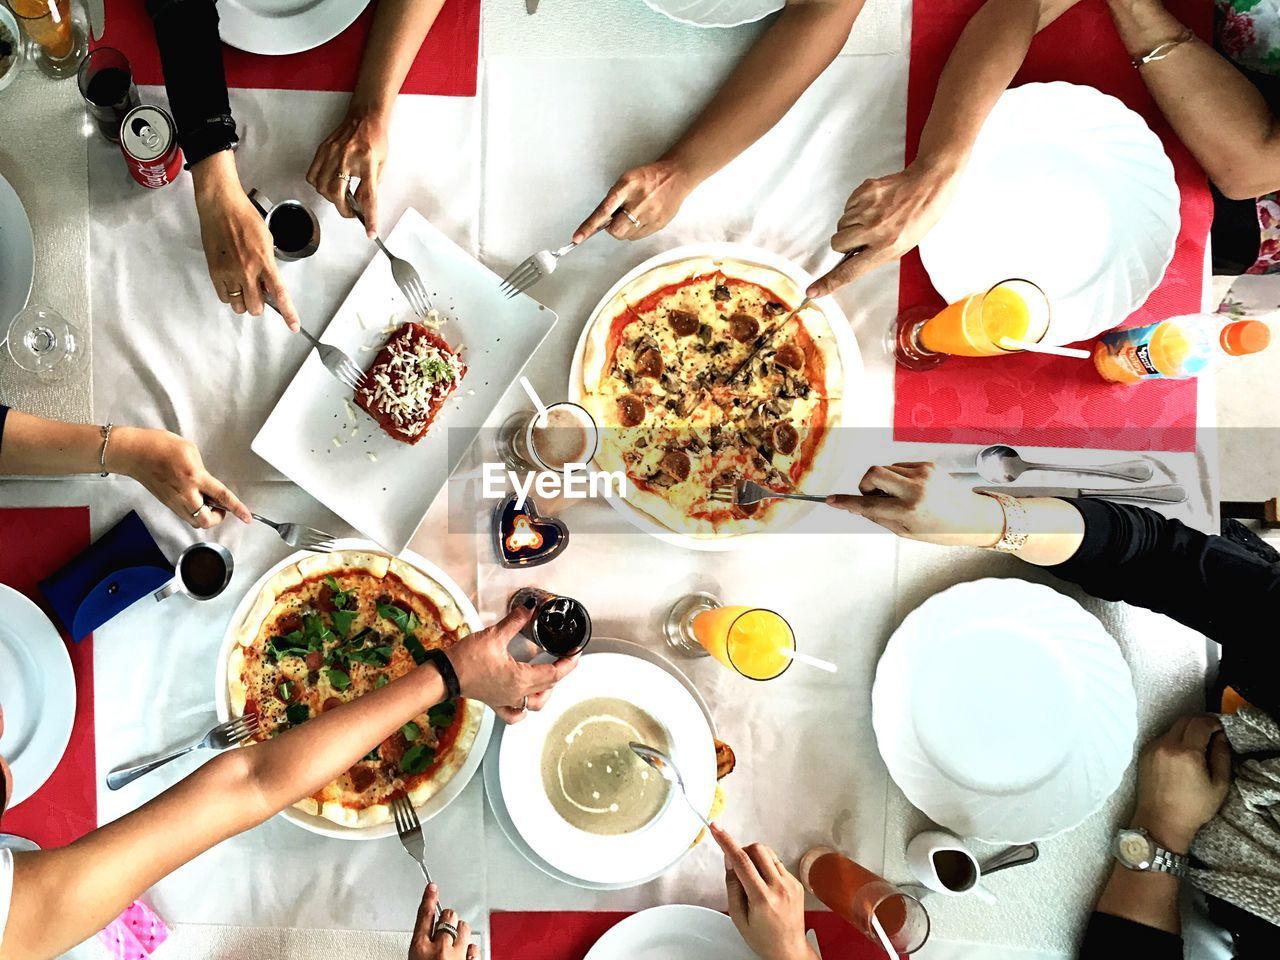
[630,742,712,830]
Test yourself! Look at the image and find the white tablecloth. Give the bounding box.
[0,1,1223,958]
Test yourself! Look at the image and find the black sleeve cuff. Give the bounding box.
[1080,911,1184,959]
[146,0,239,165]
[1047,498,1119,579]
[0,404,9,456]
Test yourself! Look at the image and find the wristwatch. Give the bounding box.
[1113,828,1189,878]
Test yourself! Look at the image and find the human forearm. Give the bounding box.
[349,0,445,120]
[1108,0,1280,199]
[663,0,861,184]
[1094,862,1182,934]
[0,411,102,475]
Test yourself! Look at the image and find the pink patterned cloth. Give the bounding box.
[97,902,169,960]
[1247,195,1280,274]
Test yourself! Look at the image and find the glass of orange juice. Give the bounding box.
[10,0,85,79]
[892,278,1050,371]
[800,846,930,954]
[663,593,795,681]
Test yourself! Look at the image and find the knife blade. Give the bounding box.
[86,0,105,40]
[975,484,1187,504]
[526,0,539,13]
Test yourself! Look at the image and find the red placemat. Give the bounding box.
[96,0,479,96]
[491,911,894,960]
[0,507,96,848]
[894,0,1212,452]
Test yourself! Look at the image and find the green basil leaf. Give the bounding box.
[374,674,390,689]
[399,744,437,776]
[286,703,310,726]
[402,633,428,666]
[348,627,375,647]
[269,631,308,659]
[402,721,421,742]
[346,645,392,667]
[405,610,421,634]
[324,575,352,610]
[326,668,352,692]
[427,701,457,729]
[277,681,293,702]
[362,747,380,762]
[377,603,410,632]
[332,609,357,639]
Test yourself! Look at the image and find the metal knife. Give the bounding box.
[975,483,1187,504]
[86,0,105,41]
[526,0,539,14]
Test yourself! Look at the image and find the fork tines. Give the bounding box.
[708,484,739,505]
[223,713,260,742]
[391,793,422,839]
[499,257,542,299]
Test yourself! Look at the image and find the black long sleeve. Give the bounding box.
[1049,499,1280,721]
[1079,911,1184,959]
[0,404,8,455]
[146,0,239,168]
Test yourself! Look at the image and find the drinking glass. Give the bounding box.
[891,278,1050,371]
[800,846,931,954]
[498,401,599,473]
[0,5,28,96]
[4,305,85,381]
[663,593,796,681]
[77,47,139,141]
[9,0,85,79]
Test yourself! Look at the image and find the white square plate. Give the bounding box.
[252,208,558,553]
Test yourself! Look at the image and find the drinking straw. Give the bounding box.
[869,912,898,959]
[520,376,550,426]
[780,648,838,673]
[997,338,1092,359]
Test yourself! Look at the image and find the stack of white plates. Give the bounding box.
[485,643,717,888]
[872,578,1137,843]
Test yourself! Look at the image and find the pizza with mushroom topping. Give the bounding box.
[226,550,483,829]
[578,257,843,538]
[356,322,466,444]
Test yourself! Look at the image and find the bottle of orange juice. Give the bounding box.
[1094,316,1270,384]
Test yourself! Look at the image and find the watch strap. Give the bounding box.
[423,648,462,701]
[1150,847,1190,878]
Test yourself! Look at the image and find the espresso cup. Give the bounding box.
[248,189,321,261]
[154,543,234,602]
[905,830,996,903]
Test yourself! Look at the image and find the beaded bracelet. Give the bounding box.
[98,422,114,477]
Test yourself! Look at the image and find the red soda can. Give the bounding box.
[119,105,184,189]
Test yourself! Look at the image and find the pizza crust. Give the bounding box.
[388,557,465,632]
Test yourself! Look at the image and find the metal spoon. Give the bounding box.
[629,742,712,829]
[976,444,1154,484]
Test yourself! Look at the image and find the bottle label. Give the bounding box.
[1133,342,1161,377]
[1097,325,1165,381]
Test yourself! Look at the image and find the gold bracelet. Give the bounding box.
[98,422,113,477]
[1132,28,1194,68]
[978,489,1030,554]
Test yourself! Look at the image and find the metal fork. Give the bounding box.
[392,794,443,927]
[106,714,259,790]
[295,325,368,391]
[709,479,830,507]
[499,240,579,299]
[347,189,434,317]
[252,513,338,552]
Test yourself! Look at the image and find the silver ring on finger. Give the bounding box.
[434,921,460,944]
[519,695,529,712]
[335,172,352,183]
[191,505,204,518]
[619,206,641,228]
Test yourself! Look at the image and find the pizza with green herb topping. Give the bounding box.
[226,550,483,828]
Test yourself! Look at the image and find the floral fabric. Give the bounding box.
[1217,0,1280,273]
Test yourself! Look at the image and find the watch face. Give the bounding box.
[1116,830,1154,869]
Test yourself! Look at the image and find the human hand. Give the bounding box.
[191,151,300,331]
[408,886,477,960]
[712,825,816,960]
[1132,715,1232,853]
[307,110,390,237]
[573,159,698,243]
[826,463,1005,547]
[447,606,579,724]
[107,427,252,530]
[807,162,963,299]
[0,705,12,819]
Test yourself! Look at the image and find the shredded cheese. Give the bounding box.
[356,328,465,436]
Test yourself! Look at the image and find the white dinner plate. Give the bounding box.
[214,538,492,841]
[0,174,34,330]
[567,242,862,552]
[0,585,76,808]
[217,0,371,56]
[585,905,755,960]
[253,209,558,554]
[872,578,1137,843]
[641,0,782,28]
[498,652,717,886]
[918,82,1180,345]
[483,637,716,891]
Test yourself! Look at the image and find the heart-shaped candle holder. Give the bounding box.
[493,493,569,568]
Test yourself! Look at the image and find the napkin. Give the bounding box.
[98,901,169,960]
[38,510,173,643]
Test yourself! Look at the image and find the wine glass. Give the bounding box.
[5,305,85,381]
